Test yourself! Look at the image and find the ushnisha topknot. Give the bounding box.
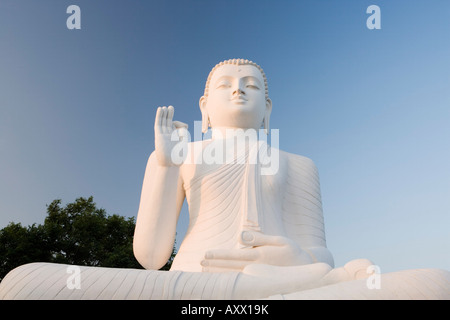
[203,59,269,100]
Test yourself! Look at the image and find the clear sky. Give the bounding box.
[0,0,449,273]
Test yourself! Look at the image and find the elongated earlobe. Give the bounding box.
[263,116,270,135]
[199,96,209,133]
[264,98,272,135]
[202,113,210,133]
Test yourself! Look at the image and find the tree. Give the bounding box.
[0,222,50,281]
[0,196,176,282]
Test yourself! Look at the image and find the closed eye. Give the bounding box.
[246,84,259,89]
[216,83,231,89]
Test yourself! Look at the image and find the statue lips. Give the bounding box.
[231,95,248,105]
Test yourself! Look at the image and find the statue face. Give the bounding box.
[201,64,271,130]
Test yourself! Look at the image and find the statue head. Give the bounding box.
[199,59,272,134]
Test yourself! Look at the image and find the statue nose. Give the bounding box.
[233,88,245,96]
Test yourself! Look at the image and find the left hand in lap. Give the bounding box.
[200,230,314,272]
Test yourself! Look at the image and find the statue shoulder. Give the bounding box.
[280,150,319,175]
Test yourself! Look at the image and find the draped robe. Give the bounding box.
[171,138,328,272]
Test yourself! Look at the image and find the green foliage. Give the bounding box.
[0,196,176,281]
[0,222,51,281]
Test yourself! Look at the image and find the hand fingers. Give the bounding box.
[172,121,188,129]
[239,230,288,247]
[167,105,174,132]
[201,259,249,272]
[204,248,258,261]
[155,106,186,136]
[161,107,168,133]
[154,107,162,133]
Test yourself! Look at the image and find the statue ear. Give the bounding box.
[199,96,209,133]
[263,98,272,135]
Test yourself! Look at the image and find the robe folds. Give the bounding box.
[171,139,327,272]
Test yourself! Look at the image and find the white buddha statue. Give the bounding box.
[134,59,333,273]
[0,59,448,300]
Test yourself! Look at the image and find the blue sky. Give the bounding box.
[0,0,449,273]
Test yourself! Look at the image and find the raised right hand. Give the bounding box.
[154,106,188,166]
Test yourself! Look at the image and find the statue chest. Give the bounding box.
[182,160,286,238]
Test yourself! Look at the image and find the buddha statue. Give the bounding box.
[133,59,334,273]
[0,59,448,300]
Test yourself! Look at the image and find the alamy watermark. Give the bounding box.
[66,5,381,31]
[366,265,381,290]
[66,265,81,290]
[66,5,81,30]
[367,5,381,30]
[169,121,280,175]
